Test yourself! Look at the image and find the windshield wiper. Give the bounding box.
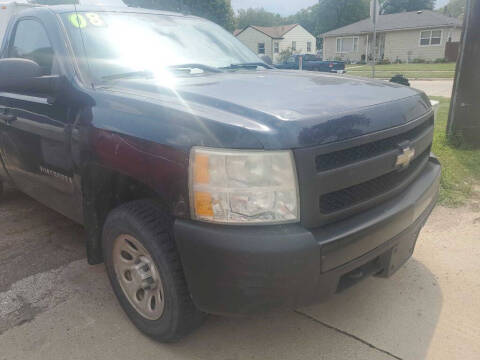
[101,70,155,81]
[168,63,222,74]
[221,62,273,70]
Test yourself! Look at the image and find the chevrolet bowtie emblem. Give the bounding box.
[396,146,415,168]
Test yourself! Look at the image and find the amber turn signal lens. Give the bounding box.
[194,191,213,217]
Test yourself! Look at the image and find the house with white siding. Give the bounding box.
[321,10,462,63]
[234,24,317,63]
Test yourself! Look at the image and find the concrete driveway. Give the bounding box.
[1,185,479,360]
[409,80,454,98]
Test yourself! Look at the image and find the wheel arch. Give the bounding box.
[81,163,169,265]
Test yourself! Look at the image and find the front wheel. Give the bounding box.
[102,200,205,342]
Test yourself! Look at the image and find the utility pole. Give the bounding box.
[447,0,480,146]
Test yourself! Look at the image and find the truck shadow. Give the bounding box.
[171,258,441,360]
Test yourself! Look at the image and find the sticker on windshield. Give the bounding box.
[69,13,87,28]
[68,13,105,28]
[85,13,105,27]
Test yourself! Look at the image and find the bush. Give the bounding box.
[277,48,294,63]
[394,58,403,64]
[378,58,391,65]
[412,58,426,63]
[434,58,448,63]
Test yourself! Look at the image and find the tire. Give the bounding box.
[102,200,206,342]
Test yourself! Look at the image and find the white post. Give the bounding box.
[366,34,369,63]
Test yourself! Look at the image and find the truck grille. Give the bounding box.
[315,117,433,172]
[319,148,430,213]
[294,112,434,228]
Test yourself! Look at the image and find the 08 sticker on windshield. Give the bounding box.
[69,13,105,28]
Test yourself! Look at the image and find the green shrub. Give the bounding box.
[434,58,448,63]
[412,58,426,63]
[277,48,293,63]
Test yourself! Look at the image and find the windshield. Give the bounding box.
[61,11,262,82]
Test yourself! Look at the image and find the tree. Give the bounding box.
[381,0,436,14]
[437,0,466,18]
[288,0,370,36]
[318,0,370,34]
[235,8,286,29]
[123,0,235,31]
[184,0,235,31]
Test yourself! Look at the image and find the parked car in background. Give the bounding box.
[276,54,345,73]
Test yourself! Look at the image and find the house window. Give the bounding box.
[257,42,265,54]
[420,30,442,46]
[274,42,279,53]
[336,37,359,53]
[292,41,296,51]
[307,42,312,52]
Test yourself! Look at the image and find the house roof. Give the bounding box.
[322,10,462,37]
[235,24,299,39]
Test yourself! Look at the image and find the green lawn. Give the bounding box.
[347,63,456,71]
[346,63,456,79]
[431,97,480,206]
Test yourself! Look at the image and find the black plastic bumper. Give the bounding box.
[174,158,441,315]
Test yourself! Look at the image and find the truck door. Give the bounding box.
[0,18,82,222]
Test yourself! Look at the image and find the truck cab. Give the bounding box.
[0,4,440,342]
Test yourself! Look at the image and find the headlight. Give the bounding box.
[189,147,300,224]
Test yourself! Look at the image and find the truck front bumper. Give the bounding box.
[174,157,441,315]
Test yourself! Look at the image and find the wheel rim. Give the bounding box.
[113,234,165,320]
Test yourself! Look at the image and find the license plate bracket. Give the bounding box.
[378,229,420,278]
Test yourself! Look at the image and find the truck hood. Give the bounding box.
[99,70,431,149]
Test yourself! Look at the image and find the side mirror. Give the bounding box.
[0,58,63,97]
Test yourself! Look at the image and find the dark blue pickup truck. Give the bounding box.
[276,54,346,73]
[0,5,439,342]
